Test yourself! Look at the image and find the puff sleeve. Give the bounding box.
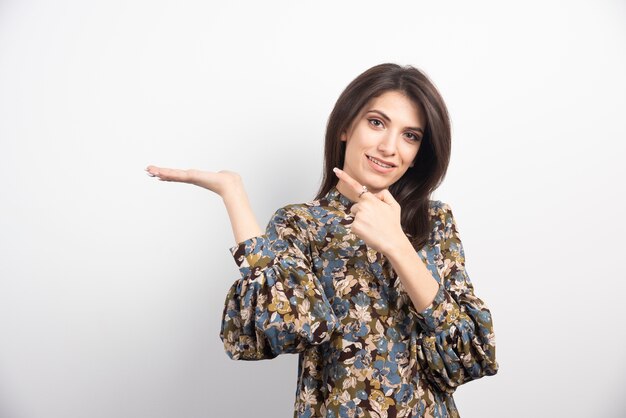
[219,206,340,360]
[409,203,499,394]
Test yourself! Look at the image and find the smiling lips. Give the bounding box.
[366,154,395,173]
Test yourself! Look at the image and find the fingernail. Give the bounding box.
[333,167,340,174]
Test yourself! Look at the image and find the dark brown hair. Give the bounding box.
[314,63,452,250]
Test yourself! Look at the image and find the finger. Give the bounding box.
[147,166,191,183]
[160,168,192,182]
[376,189,399,207]
[333,167,365,196]
[145,165,159,177]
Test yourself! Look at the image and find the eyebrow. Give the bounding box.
[366,109,424,134]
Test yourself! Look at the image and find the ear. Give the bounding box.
[340,131,347,142]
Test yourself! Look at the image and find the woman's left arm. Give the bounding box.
[332,168,498,394]
[387,203,499,395]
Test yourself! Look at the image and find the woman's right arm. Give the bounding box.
[146,165,340,360]
[221,205,340,360]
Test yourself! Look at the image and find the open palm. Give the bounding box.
[145,165,242,197]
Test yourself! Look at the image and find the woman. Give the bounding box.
[146,63,498,417]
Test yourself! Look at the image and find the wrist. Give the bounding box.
[221,180,246,204]
[383,232,413,260]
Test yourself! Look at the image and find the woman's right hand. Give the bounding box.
[145,165,243,198]
[146,164,262,242]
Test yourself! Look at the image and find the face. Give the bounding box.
[337,90,426,198]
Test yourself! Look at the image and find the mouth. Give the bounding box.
[366,154,396,168]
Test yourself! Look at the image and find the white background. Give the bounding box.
[1,1,625,417]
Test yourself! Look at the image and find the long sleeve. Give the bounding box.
[219,206,340,360]
[409,202,499,394]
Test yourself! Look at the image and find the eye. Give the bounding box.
[405,132,422,142]
[368,118,383,128]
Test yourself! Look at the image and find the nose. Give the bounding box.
[377,131,397,156]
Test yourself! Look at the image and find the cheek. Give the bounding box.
[344,141,356,157]
[401,145,420,164]
[343,143,362,166]
[347,137,367,155]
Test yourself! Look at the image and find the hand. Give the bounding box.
[333,168,408,256]
[145,165,243,198]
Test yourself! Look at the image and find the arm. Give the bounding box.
[145,166,339,358]
[220,206,340,360]
[329,168,497,390]
[392,203,499,394]
[386,238,440,312]
[221,181,263,244]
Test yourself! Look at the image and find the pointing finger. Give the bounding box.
[333,167,367,196]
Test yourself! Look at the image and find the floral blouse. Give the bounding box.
[220,185,498,418]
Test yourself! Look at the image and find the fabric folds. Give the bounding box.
[220,207,340,360]
[408,204,498,394]
[219,186,498,417]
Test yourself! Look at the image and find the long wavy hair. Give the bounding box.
[314,63,452,250]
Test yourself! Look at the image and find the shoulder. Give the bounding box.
[428,199,453,220]
[270,202,315,225]
[264,203,320,257]
[426,199,458,245]
[265,202,317,242]
[271,195,339,226]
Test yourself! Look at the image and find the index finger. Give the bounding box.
[334,167,385,202]
[332,167,364,194]
[333,167,389,201]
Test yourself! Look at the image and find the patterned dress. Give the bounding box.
[220,185,498,417]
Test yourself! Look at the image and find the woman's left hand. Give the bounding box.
[333,168,408,256]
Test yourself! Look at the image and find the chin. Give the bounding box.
[366,179,392,191]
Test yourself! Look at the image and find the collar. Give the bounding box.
[324,185,357,214]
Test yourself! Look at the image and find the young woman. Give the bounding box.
[146,63,498,417]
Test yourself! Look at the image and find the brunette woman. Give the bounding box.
[146,63,498,417]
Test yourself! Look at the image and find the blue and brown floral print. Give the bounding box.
[220,185,498,417]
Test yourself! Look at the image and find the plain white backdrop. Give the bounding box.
[1,0,625,417]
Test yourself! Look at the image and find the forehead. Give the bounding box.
[362,91,425,124]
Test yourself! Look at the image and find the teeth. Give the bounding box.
[368,156,392,168]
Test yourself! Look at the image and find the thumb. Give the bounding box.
[376,189,398,207]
